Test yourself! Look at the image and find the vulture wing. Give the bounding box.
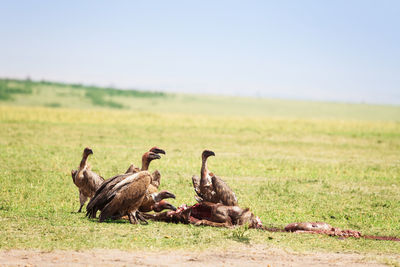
[125,164,139,174]
[192,175,204,202]
[86,173,131,218]
[211,176,238,206]
[71,169,77,184]
[99,171,151,222]
[83,169,104,193]
[151,170,161,188]
[138,184,158,212]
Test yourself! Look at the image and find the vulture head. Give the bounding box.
[143,151,161,162]
[153,190,176,202]
[202,150,215,159]
[149,146,166,155]
[153,200,177,212]
[141,151,161,171]
[83,147,93,156]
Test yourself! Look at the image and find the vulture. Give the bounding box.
[123,147,174,212]
[98,171,152,224]
[87,149,176,219]
[86,151,161,219]
[71,147,104,212]
[192,150,238,206]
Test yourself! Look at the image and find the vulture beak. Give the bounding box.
[154,191,176,202]
[165,203,177,211]
[150,147,166,155]
[153,201,177,212]
[163,191,176,199]
[203,150,215,158]
[154,148,166,155]
[153,153,162,160]
[147,152,161,160]
[202,150,215,158]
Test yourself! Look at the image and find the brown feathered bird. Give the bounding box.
[99,171,152,224]
[86,151,161,219]
[71,147,104,212]
[192,150,237,206]
[123,147,174,213]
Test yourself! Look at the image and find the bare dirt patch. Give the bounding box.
[1,245,398,266]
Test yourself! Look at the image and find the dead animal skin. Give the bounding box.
[143,202,263,229]
[144,208,400,242]
[283,222,400,241]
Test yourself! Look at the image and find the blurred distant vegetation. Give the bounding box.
[0,77,399,121]
[0,78,33,100]
[0,78,165,109]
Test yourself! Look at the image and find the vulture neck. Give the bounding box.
[141,154,151,171]
[79,153,90,170]
[200,156,209,187]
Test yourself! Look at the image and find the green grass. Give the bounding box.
[0,103,399,254]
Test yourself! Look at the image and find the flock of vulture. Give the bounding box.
[71,147,400,241]
[71,147,261,228]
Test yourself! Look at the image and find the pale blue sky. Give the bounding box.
[0,1,399,104]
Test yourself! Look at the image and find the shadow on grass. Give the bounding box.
[85,217,149,225]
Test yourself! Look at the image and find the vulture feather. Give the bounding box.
[86,151,162,218]
[99,171,152,223]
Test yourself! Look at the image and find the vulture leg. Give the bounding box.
[78,191,88,212]
[128,212,138,224]
[135,211,149,225]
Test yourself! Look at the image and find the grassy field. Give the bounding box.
[0,79,399,256]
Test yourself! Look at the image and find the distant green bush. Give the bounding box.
[0,89,13,100]
[0,79,33,101]
[84,86,166,98]
[44,102,62,108]
[85,90,125,109]
[35,79,166,98]
[0,78,166,104]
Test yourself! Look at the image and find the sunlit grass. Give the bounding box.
[0,105,399,254]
